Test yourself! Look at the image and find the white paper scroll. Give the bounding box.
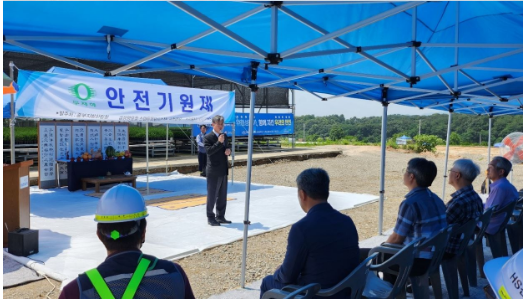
[87,124,102,154]
[39,124,56,181]
[72,124,87,158]
[56,124,72,160]
[102,125,115,153]
[114,125,129,152]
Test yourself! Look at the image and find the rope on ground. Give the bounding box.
[42,274,56,299]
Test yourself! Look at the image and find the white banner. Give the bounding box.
[15,70,236,123]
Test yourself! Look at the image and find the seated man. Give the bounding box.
[485,156,519,235]
[445,159,484,257]
[361,158,447,282]
[59,185,195,299]
[260,168,360,298]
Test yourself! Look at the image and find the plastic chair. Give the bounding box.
[362,238,423,299]
[262,283,321,299]
[262,254,378,299]
[506,208,523,254]
[439,219,477,298]
[513,195,521,209]
[409,226,452,299]
[485,201,517,258]
[463,207,494,287]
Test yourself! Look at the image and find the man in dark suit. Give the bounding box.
[204,115,231,227]
[260,168,360,298]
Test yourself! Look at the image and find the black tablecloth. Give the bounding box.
[67,158,133,191]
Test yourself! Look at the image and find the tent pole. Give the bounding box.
[487,116,492,164]
[9,61,15,164]
[232,122,235,185]
[378,101,388,235]
[486,116,492,192]
[442,2,458,200]
[146,123,149,195]
[291,89,295,149]
[441,111,453,200]
[166,123,169,175]
[241,62,259,288]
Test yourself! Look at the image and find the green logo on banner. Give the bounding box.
[69,83,96,101]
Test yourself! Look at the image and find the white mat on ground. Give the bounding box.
[24,174,377,285]
[3,255,43,288]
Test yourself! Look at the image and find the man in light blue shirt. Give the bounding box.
[485,156,519,234]
[196,125,207,177]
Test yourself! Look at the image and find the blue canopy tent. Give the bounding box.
[4,1,523,287]
[396,135,412,145]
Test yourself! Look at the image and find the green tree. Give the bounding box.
[329,124,345,141]
[413,134,444,153]
[449,132,462,145]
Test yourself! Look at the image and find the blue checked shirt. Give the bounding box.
[394,187,448,259]
[445,185,484,255]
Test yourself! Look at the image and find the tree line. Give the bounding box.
[295,113,523,145]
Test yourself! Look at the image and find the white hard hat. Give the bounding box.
[95,185,149,223]
[484,249,523,299]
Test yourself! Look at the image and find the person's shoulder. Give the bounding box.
[59,278,80,299]
[430,190,444,202]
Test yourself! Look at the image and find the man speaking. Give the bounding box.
[204,115,232,226]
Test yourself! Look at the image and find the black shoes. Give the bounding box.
[207,217,232,226]
[208,218,220,226]
[216,217,232,224]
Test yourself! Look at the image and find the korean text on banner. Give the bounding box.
[192,113,294,137]
[15,70,235,124]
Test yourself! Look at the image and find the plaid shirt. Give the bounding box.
[445,185,484,254]
[394,187,447,259]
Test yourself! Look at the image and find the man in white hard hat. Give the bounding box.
[484,249,523,299]
[59,185,195,299]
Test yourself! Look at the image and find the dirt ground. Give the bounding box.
[4,145,523,299]
[3,278,61,299]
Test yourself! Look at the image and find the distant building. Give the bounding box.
[396,135,412,145]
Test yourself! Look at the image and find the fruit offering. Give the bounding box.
[105,146,116,159]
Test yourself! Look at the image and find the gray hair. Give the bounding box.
[453,159,481,182]
[296,168,330,201]
[212,115,224,124]
[492,156,512,178]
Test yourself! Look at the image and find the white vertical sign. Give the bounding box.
[56,124,72,160]
[39,125,56,181]
[114,125,129,152]
[87,124,102,154]
[102,125,115,153]
[72,124,87,158]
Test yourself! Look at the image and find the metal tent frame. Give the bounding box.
[3,1,523,288]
